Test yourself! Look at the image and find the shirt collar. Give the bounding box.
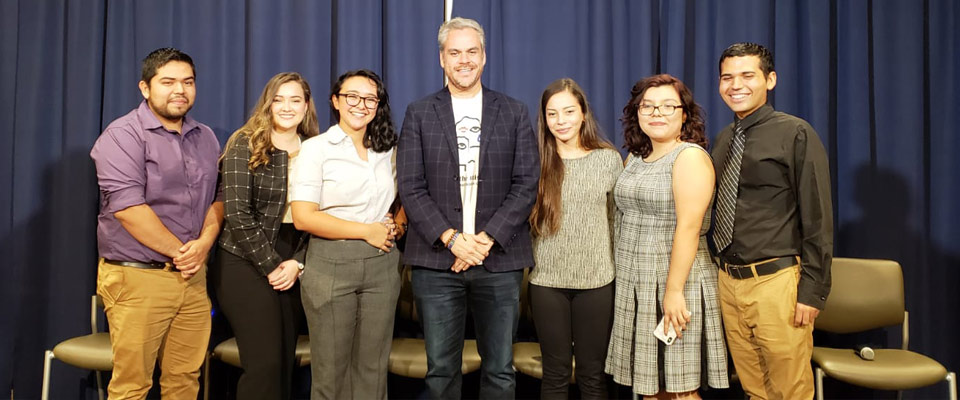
[136,100,200,135]
[735,103,775,132]
[324,123,350,145]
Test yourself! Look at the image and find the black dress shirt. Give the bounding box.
[711,104,833,309]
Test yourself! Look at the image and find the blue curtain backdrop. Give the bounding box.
[0,0,957,398]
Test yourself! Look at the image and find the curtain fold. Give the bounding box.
[0,0,19,389]
[5,1,106,397]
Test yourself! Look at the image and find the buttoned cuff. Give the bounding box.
[797,278,828,310]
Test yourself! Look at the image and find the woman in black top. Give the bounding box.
[211,72,320,400]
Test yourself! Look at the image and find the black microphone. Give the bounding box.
[855,345,875,361]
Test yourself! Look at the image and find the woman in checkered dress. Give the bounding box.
[605,74,728,398]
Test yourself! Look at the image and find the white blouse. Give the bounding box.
[289,124,396,224]
[282,151,300,224]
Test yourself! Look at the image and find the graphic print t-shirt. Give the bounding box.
[451,92,482,234]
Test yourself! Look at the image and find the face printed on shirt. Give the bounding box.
[139,61,196,126]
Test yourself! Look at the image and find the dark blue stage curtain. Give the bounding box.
[0,1,440,398]
[1,0,957,398]
[455,0,659,148]
[456,2,959,397]
[1,1,108,399]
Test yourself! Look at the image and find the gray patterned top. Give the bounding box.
[531,148,622,289]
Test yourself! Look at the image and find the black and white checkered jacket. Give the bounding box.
[218,135,307,275]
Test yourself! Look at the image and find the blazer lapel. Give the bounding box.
[479,87,500,164]
[433,88,460,164]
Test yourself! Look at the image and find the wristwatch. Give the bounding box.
[297,262,305,277]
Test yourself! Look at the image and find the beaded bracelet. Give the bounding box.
[446,230,460,249]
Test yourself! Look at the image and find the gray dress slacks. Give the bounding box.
[300,237,401,400]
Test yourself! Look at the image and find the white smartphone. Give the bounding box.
[653,311,691,346]
[653,317,678,345]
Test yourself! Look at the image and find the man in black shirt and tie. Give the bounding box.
[711,42,833,399]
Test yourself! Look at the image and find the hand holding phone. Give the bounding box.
[654,317,677,345]
[653,310,692,345]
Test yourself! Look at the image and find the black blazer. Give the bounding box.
[397,87,539,271]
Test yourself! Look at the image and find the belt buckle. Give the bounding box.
[729,265,743,279]
[726,263,749,279]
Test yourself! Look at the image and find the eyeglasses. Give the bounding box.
[639,104,683,116]
[338,93,379,109]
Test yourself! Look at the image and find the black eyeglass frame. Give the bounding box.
[338,92,379,108]
[638,104,683,116]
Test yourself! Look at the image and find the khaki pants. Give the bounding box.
[97,259,211,400]
[718,264,814,400]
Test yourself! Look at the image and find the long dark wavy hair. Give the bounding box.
[622,74,707,157]
[329,69,397,153]
[530,78,615,238]
[221,72,320,170]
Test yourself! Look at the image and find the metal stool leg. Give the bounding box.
[815,367,825,400]
[95,370,105,400]
[203,352,212,400]
[41,350,54,400]
[947,371,957,400]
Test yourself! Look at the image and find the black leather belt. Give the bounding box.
[104,259,175,271]
[719,256,799,280]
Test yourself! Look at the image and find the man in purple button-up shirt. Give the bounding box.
[90,47,223,399]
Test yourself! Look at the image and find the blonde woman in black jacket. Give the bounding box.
[211,72,320,400]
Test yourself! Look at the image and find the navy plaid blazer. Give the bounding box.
[397,86,539,272]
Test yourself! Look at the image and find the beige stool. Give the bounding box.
[41,295,112,400]
[512,342,576,383]
[389,337,482,378]
[812,258,957,400]
[202,335,311,400]
[388,264,482,379]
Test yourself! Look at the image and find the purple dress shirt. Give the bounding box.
[91,101,222,263]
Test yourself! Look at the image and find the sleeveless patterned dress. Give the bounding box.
[604,142,729,395]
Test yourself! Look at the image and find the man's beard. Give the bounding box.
[152,98,192,121]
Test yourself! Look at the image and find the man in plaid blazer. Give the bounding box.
[397,17,539,400]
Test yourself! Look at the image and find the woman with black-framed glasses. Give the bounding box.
[605,74,729,399]
[289,69,405,400]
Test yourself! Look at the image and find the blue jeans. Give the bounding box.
[411,266,523,400]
